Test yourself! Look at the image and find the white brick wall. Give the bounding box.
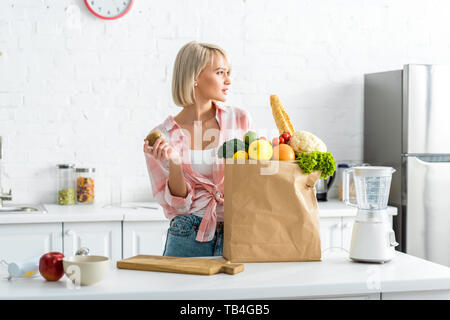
[1,0,450,204]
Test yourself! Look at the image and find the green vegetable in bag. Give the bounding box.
[296,151,336,179]
[218,138,246,159]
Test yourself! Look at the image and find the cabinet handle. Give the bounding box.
[65,229,75,236]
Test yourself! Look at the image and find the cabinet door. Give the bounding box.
[0,223,62,262]
[342,217,355,252]
[63,221,121,261]
[123,221,170,258]
[319,218,342,253]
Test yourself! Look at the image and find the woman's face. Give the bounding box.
[195,53,231,103]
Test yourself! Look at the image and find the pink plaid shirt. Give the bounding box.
[145,102,255,242]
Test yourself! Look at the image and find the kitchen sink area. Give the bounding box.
[0,205,47,214]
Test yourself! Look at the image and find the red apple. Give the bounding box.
[39,252,65,281]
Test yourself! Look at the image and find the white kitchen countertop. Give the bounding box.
[0,251,448,300]
[0,199,397,224]
[0,202,163,224]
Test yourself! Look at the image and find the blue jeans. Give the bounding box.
[163,214,224,257]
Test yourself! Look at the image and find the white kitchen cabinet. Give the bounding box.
[63,221,122,261]
[0,223,62,262]
[342,217,355,251]
[319,218,342,253]
[122,220,170,258]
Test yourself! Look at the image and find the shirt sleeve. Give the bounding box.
[144,152,194,215]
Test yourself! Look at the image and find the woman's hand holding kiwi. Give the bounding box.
[144,131,181,164]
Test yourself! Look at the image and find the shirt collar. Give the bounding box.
[163,101,227,132]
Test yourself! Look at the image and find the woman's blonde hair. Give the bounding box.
[172,41,229,107]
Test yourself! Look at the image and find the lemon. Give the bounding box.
[248,139,273,160]
[233,150,249,159]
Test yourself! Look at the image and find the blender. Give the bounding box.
[343,166,399,263]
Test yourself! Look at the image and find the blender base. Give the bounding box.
[349,218,397,264]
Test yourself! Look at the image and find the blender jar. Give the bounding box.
[57,164,75,205]
[343,166,395,210]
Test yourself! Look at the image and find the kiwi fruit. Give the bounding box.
[145,131,165,147]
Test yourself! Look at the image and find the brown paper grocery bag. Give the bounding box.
[223,159,322,262]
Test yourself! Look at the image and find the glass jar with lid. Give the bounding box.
[57,164,75,205]
[75,168,95,205]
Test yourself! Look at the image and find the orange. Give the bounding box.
[272,144,295,161]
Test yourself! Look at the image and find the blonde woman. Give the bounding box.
[143,41,255,257]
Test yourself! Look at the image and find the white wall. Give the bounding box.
[1,0,450,204]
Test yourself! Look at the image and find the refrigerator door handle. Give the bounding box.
[404,154,450,163]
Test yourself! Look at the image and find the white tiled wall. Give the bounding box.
[1,0,450,204]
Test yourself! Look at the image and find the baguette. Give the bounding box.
[270,94,295,135]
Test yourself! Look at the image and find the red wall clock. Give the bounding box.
[84,0,134,20]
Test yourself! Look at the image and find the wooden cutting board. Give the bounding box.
[116,255,244,276]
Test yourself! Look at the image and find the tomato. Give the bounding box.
[259,136,266,140]
[282,132,291,142]
[279,137,285,144]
